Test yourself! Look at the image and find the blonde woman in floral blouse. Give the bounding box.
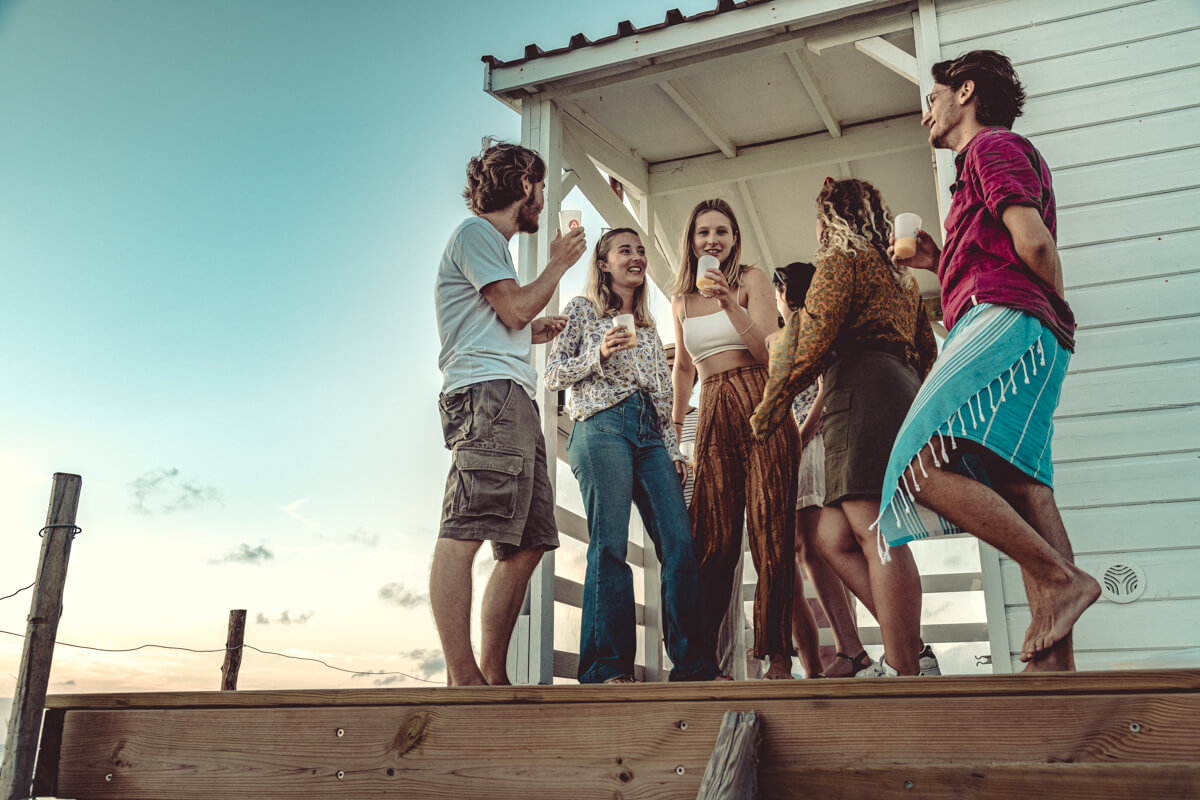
[546,228,721,684]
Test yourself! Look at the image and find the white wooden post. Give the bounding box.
[514,97,564,685]
[636,512,664,682]
[913,0,956,234]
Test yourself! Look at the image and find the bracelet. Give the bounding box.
[673,420,684,426]
[735,315,755,337]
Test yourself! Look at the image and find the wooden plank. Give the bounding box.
[759,762,1200,799]
[1036,105,1200,173]
[1057,187,1200,250]
[1061,229,1200,289]
[44,682,1200,799]
[1000,549,1200,604]
[1054,452,1200,509]
[1055,145,1200,211]
[555,505,644,566]
[1071,272,1200,329]
[1005,599,1200,652]
[1019,66,1200,139]
[555,576,647,625]
[1075,649,1200,671]
[943,0,1200,64]
[937,0,1160,46]
[1057,360,1200,417]
[1069,317,1200,373]
[1061,501,1200,554]
[696,710,760,800]
[1055,406,1200,462]
[1018,28,1200,99]
[41,670,1200,710]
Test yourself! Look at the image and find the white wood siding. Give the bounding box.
[936,0,1200,671]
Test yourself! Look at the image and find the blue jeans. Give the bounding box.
[567,392,719,683]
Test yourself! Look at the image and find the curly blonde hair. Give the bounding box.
[462,143,545,215]
[584,228,654,327]
[814,178,904,280]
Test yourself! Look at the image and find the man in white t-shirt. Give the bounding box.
[431,143,586,686]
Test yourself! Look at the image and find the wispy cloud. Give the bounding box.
[129,468,221,513]
[346,527,380,547]
[255,610,314,625]
[350,648,446,685]
[210,542,274,565]
[378,582,428,608]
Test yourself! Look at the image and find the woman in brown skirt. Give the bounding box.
[670,198,800,680]
[750,178,940,677]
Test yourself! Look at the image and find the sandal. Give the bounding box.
[819,650,871,679]
[603,674,637,684]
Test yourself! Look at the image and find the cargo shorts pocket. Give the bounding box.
[451,447,524,519]
[820,389,852,457]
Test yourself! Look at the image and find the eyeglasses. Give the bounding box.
[772,267,788,288]
[924,88,948,111]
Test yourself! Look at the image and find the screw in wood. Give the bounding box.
[677,720,688,730]
[336,728,345,737]
[675,766,686,776]
[105,774,113,782]
[1129,722,1142,733]
[905,781,914,789]
[336,770,345,780]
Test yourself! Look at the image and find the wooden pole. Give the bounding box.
[220,609,247,691]
[0,473,81,800]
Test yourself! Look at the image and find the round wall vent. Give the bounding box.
[1098,562,1147,604]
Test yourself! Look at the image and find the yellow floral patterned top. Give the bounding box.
[750,246,937,439]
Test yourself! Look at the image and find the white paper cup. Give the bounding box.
[696,254,720,291]
[613,313,636,346]
[894,212,922,259]
[678,440,694,464]
[559,209,583,232]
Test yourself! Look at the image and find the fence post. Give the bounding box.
[0,473,82,800]
[220,609,247,690]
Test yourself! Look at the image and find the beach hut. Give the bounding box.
[483,0,1200,681]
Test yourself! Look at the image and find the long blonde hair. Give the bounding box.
[814,178,905,281]
[670,198,746,296]
[584,228,654,327]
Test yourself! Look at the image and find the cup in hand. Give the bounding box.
[559,209,583,232]
[678,440,694,466]
[613,313,636,347]
[893,213,922,260]
[696,254,720,291]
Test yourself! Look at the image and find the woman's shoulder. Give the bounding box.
[565,295,600,317]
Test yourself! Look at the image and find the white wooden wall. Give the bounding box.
[935,0,1200,671]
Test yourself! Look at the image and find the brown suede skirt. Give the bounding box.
[821,350,920,504]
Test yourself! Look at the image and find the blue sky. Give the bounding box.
[0,0,735,693]
[1,0,988,694]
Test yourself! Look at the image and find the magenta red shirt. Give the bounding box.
[939,127,1076,349]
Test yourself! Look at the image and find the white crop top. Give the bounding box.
[680,287,748,363]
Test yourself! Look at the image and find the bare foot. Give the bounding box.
[1020,566,1099,662]
[763,655,795,680]
[1021,633,1075,673]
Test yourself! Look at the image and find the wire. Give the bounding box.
[0,629,439,684]
[0,583,35,603]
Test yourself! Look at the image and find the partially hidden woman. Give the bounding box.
[546,227,721,684]
[750,179,939,677]
[671,199,800,680]
[770,261,872,678]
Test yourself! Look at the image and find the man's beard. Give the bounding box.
[516,193,541,234]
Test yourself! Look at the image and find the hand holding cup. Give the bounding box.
[600,313,636,360]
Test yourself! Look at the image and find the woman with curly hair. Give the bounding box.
[671,198,800,680]
[546,228,721,684]
[750,179,939,677]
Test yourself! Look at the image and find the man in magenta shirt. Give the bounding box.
[887,50,1099,672]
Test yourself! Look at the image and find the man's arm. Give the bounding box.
[1001,205,1064,296]
[481,228,587,330]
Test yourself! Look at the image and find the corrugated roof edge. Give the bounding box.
[480,0,765,69]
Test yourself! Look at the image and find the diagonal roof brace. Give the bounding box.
[854,36,919,84]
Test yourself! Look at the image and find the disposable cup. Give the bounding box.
[559,209,583,232]
[696,254,720,291]
[679,440,695,465]
[613,313,636,346]
[893,213,922,259]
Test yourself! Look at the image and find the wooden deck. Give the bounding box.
[34,669,1200,799]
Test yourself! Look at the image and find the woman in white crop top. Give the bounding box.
[670,198,801,680]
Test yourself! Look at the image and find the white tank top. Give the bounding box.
[680,287,748,363]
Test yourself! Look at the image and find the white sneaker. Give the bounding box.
[855,654,898,678]
[855,648,941,677]
[918,645,941,677]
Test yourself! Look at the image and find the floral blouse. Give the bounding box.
[545,296,681,460]
[751,246,938,438]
